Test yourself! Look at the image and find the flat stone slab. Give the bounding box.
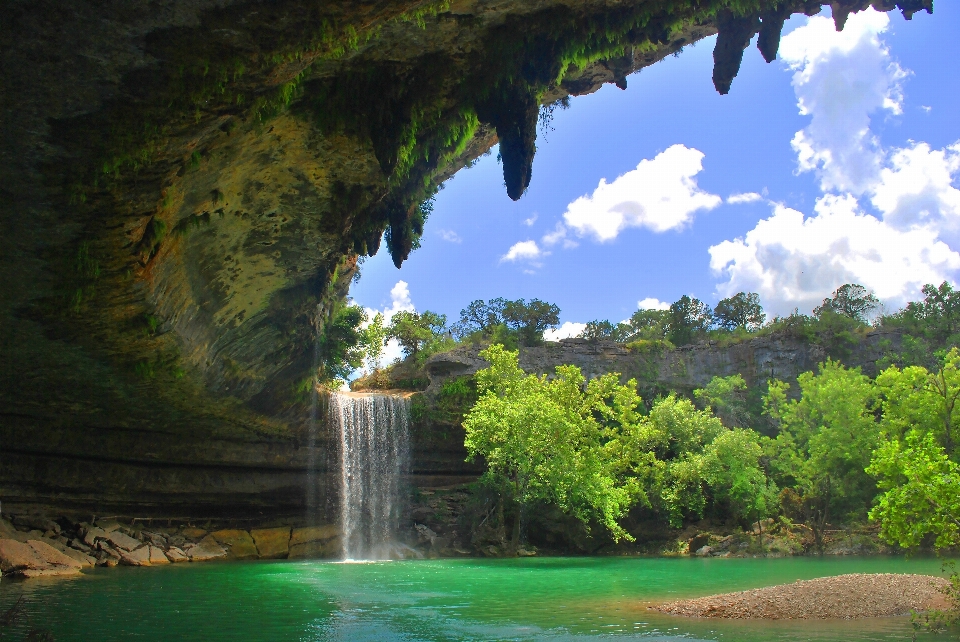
[185,535,227,562]
[105,530,142,552]
[148,546,169,565]
[250,527,291,559]
[290,525,339,546]
[165,546,189,563]
[211,529,259,559]
[27,540,84,569]
[119,546,152,566]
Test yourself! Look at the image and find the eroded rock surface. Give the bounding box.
[0,0,932,518]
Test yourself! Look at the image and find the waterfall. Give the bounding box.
[329,391,411,560]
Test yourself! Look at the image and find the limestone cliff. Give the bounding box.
[0,0,931,518]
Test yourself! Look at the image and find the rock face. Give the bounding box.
[423,332,902,397]
[0,0,932,519]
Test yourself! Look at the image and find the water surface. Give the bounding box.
[0,556,951,641]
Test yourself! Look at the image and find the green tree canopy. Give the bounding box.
[667,295,713,346]
[713,292,765,331]
[317,304,367,384]
[813,283,880,322]
[387,310,447,358]
[463,345,644,546]
[764,360,880,548]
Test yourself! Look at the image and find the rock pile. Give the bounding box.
[0,513,342,579]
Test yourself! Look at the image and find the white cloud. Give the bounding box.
[541,222,578,249]
[438,229,462,243]
[780,9,906,195]
[523,213,538,226]
[727,192,764,205]
[710,196,960,315]
[544,322,587,342]
[709,11,960,315]
[637,297,670,311]
[500,240,545,263]
[871,142,960,233]
[561,144,722,241]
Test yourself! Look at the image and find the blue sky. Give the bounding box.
[352,5,959,357]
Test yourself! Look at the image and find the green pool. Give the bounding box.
[0,556,951,641]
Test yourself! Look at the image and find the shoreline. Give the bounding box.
[652,573,951,620]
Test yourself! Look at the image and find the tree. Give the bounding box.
[317,304,367,384]
[387,310,447,358]
[667,295,712,346]
[868,431,960,550]
[463,345,644,550]
[453,298,506,339]
[713,292,765,331]
[625,308,670,341]
[579,320,633,342]
[876,348,960,457]
[701,428,779,541]
[763,361,880,550]
[813,283,879,322]
[502,298,560,346]
[453,298,560,346]
[361,312,387,373]
[694,375,750,428]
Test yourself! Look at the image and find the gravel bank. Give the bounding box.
[653,573,950,619]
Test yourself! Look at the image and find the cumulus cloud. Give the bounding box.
[501,240,546,264]
[710,196,960,315]
[779,9,906,195]
[638,297,671,310]
[710,10,960,315]
[727,192,764,205]
[544,322,587,342]
[523,213,538,226]
[438,229,462,243]
[871,142,960,233]
[561,144,722,241]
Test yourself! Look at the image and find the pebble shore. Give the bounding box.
[653,573,950,619]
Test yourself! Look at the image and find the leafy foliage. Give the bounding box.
[463,345,645,544]
[454,298,559,346]
[317,304,367,384]
[387,310,448,358]
[814,283,880,323]
[714,292,765,330]
[667,296,713,346]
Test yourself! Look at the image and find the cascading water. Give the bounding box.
[329,391,411,560]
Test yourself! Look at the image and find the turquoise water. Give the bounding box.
[0,556,951,641]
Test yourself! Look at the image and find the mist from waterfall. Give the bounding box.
[329,392,411,561]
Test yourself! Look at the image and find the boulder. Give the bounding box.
[0,539,48,573]
[70,538,94,554]
[148,546,169,565]
[185,535,227,562]
[695,545,713,557]
[105,530,142,552]
[250,527,291,559]
[164,546,189,563]
[142,531,168,547]
[81,526,109,548]
[13,515,60,535]
[181,527,208,540]
[57,546,96,569]
[211,529,259,559]
[26,540,84,569]
[290,525,339,546]
[288,538,340,560]
[119,546,152,566]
